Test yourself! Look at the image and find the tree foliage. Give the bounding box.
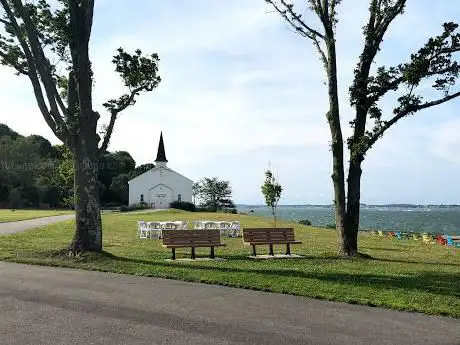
[0,123,148,208]
[266,0,460,256]
[261,169,282,228]
[0,0,161,151]
[0,0,161,253]
[349,21,460,156]
[194,177,235,211]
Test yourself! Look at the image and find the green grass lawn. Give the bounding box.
[0,209,458,317]
[0,209,74,223]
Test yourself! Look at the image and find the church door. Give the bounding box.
[150,184,172,209]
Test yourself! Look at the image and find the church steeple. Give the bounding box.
[155,132,168,165]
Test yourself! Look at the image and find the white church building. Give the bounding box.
[128,132,193,209]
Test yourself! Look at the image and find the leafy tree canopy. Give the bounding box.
[195,177,235,211]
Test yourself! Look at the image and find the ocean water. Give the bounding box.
[237,205,460,235]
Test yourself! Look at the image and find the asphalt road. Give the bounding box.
[0,214,74,235]
[0,262,458,345]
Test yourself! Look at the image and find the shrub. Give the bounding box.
[217,208,238,214]
[119,202,149,212]
[170,201,196,212]
[103,201,122,208]
[196,207,216,212]
[325,223,336,229]
[298,219,312,226]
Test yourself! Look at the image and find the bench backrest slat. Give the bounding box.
[162,229,222,246]
[243,228,296,243]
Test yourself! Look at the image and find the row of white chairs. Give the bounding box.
[193,221,241,238]
[137,220,241,239]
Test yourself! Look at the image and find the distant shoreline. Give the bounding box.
[237,204,460,209]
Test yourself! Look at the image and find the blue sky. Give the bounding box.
[1,1,460,205]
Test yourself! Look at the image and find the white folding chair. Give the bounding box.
[219,221,232,237]
[174,221,187,229]
[138,221,150,239]
[148,222,162,239]
[203,221,219,229]
[137,221,144,238]
[194,221,204,229]
[162,222,178,230]
[230,221,241,238]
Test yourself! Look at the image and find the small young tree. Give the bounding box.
[261,169,282,227]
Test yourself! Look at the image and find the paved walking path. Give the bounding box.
[0,214,74,235]
[0,261,458,345]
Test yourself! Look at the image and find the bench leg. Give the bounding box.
[210,246,215,259]
[269,244,274,256]
[191,247,196,259]
[252,245,257,257]
[171,248,176,260]
[286,244,291,255]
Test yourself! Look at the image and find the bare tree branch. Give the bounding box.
[98,85,145,154]
[366,90,460,150]
[9,0,68,135]
[0,0,67,141]
[312,36,328,67]
[265,0,325,40]
[374,0,406,40]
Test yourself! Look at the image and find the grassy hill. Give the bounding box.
[0,209,458,317]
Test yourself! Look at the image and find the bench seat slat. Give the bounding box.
[164,240,222,244]
[162,229,224,247]
[245,234,296,239]
[242,228,302,249]
[244,240,302,245]
[164,234,221,238]
[245,239,298,244]
[244,235,295,240]
[163,243,226,248]
[244,233,295,237]
[164,230,220,235]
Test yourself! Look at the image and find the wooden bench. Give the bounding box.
[243,228,302,257]
[162,229,226,260]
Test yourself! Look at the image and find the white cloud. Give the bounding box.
[1,0,460,204]
[427,119,460,164]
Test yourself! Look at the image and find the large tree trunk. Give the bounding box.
[69,128,102,254]
[343,156,362,256]
[67,2,101,254]
[323,38,348,256]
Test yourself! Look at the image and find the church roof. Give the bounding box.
[155,132,168,162]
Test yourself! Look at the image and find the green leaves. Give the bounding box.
[194,177,235,211]
[349,20,460,155]
[112,48,161,92]
[102,48,161,114]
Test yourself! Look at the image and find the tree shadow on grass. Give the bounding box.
[100,252,460,298]
[360,247,405,252]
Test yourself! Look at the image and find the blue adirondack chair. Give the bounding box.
[446,236,460,248]
[395,232,404,240]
